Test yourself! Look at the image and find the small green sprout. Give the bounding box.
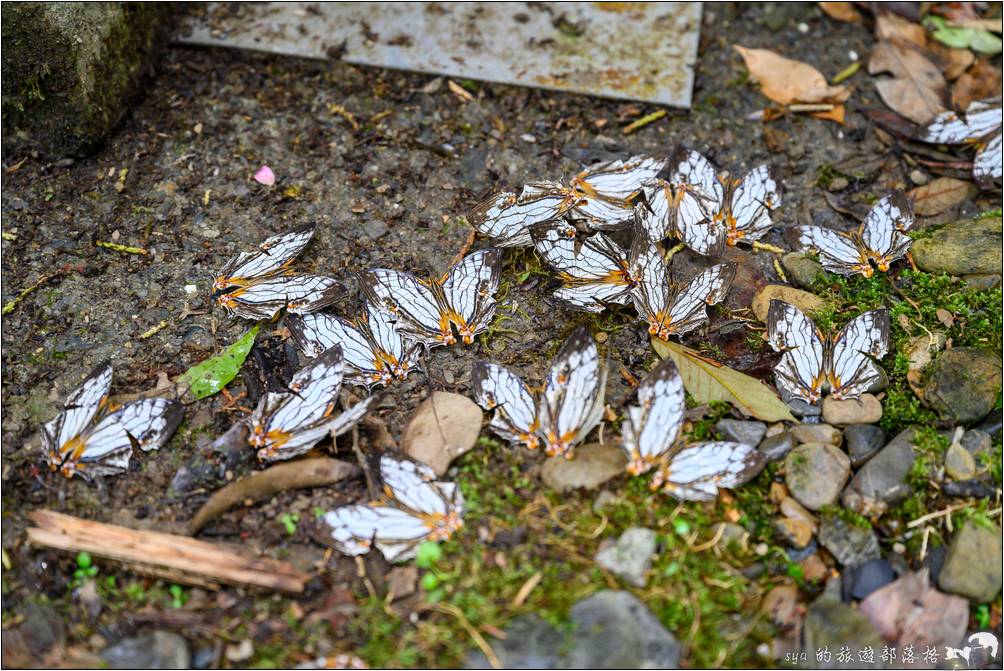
[415,541,443,569]
[168,584,185,608]
[279,513,300,535]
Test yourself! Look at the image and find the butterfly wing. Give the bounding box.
[471,361,539,449]
[58,418,134,480]
[669,149,726,256]
[767,299,827,405]
[539,327,606,458]
[919,99,1003,144]
[661,442,766,501]
[635,180,676,242]
[468,188,570,247]
[532,222,633,312]
[287,310,402,389]
[217,274,344,321]
[326,395,378,438]
[829,308,889,401]
[627,235,673,336]
[441,249,504,343]
[621,357,685,475]
[109,398,184,452]
[659,263,737,338]
[975,131,1003,185]
[797,225,872,278]
[859,192,915,271]
[571,155,667,202]
[322,505,433,561]
[360,268,445,346]
[729,165,780,245]
[44,361,114,454]
[215,226,315,286]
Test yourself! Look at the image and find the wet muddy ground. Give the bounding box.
[2,3,1001,668]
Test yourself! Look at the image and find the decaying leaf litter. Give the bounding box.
[2,3,1003,669]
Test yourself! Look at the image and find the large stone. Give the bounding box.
[784,443,850,511]
[464,615,565,669]
[540,443,626,493]
[821,394,882,426]
[1,3,171,158]
[842,428,916,516]
[802,596,884,669]
[566,591,681,669]
[101,631,191,669]
[938,522,1003,602]
[818,513,881,567]
[843,424,885,466]
[923,348,1003,425]
[595,528,657,587]
[912,215,1002,276]
[752,284,824,323]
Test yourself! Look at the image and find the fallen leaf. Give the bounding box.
[254,165,275,186]
[927,41,976,80]
[447,79,475,102]
[734,46,851,106]
[869,41,947,124]
[402,392,483,475]
[751,284,825,323]
[876,13,927,47]
[818,2,862,23]
[859,570,968,652]
[652,338,796,422]
[176,325,259,400]
[952,59,1003,109]
[908,177,978,215]
[935,308,955,327]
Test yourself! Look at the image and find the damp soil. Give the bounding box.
[1,3,997,668]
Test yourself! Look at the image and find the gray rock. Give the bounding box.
[465,615,566,669]
[923,348,1003,425]
[786,397,823,417]
[566,591,681,669]
[715,419,767,445]
[974,412,1002,439]
[595,528,657,587]
[849,559,895,600]
[818,513,881,567]
[944,442,977,480]
[19,603,65,657]
[759,431,796,461]
[842,428,916,516]
[101,631,191,669]
[843,425,885,466]
[960,429,992,456]
[465,592,680,669]
[1,3,171,158]
[912,215,1002,276]
[784,443,850,511]
[802,596,884,669]
[942,479,997,498]
[938,522,1003,602]
[540,443,626,493]
[962,273,1002,290]
[791,423,842,446]
[781,252,825,289]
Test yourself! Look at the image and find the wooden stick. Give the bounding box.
[26,510,308,593]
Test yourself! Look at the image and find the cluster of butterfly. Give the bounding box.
[918,97,1002,187]
[39,146,903,560]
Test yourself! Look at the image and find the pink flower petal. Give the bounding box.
[254,165,275,186]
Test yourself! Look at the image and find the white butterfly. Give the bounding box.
[767,300,889,405]
[248,345,375,462]
[286,301,420,390]
[919,98,1002,186]
[212,226,345,321]
[467,155,666,245]
[322,454,464,563]
[665,149,781,255]
[797,192,914,278]
[629,237,736,339]
[530,220,638,312]
[471,327,606,459]
[41,362,183,480]
[360,249,503,347]
[621,357,766,500]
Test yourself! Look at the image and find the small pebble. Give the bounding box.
[944,442,977,480]
[800,553,829,582]
[780,496,817,531]
[784,443,850,510]
[759,432,796,461]
[960,429,991,456]
[755,543,769,556]
[909,169,928,185]
[822,394,882,426]
[827,176,849,192]
[715,419,767,445]
[843,424,885,467]
[773,517,813,549]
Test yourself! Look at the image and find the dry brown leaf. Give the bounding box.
[819,2,862,23]
[908,177,978,215]
[734,46,851,106]
[859,571,969,653]
[935,308,956,327]
[811,105,846,123]
[401,392,482,475]
[875,13,927,47]
[952,58,1003,109]
[927,41,976,80]
[869,40,947,123]
[447,79,475,102]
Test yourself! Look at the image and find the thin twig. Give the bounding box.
[751,240,785,254]
[449,228,477,267]
[427,602,501,669]
[2,272,62,316]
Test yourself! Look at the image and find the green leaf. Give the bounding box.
[176,325,259,399]
[969,30,1003,54]
[931,25,976,49]
[652,337,796,422]
[415,541,443,568]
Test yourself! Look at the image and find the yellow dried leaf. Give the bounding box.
[734,45,851,106]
